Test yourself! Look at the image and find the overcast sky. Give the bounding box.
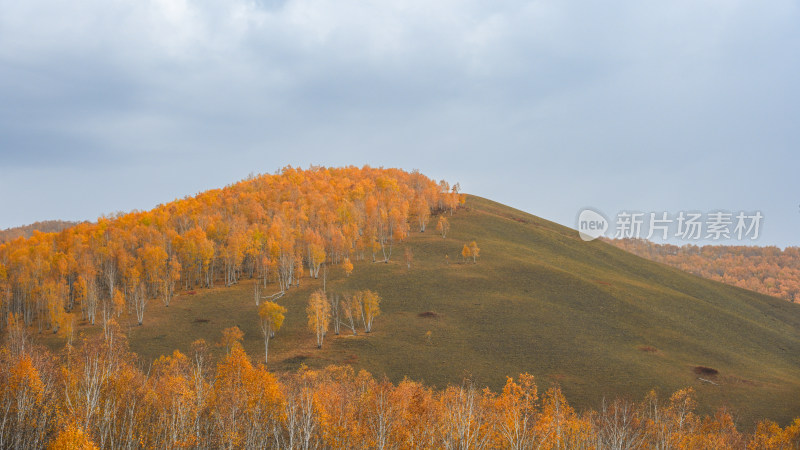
[1,0,798,246]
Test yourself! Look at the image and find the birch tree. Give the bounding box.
[328,293,341,335]
[469,241,480,264]
[340,294,361,336]
[307,290,330,348]
[436,216,450,238]
[258,301,286,364]
[360,290,381,333]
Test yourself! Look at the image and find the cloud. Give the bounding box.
[0,0,799,244]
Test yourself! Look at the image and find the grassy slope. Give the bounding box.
[88,195,800,427]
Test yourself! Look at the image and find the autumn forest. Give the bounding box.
[610,239,800,304]
[1,166,799,448]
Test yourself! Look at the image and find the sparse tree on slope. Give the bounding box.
[436,216,450,238]
[360,289,381,333]
[469,241,480,264]
[258,301,286,364]
[307,290,331,348]
[462,244,471,263]
[340,293,362,336]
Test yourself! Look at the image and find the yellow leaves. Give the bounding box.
[499,373,538,412]
[178,226,214,269]
[488,374,540,448]
[436,215,450,238]
[438,382,493,448]
[216,345,253,387]
[112,288,125,315]
[167,258,181,281]
[310,245,326,266]
[220,326,244,353]
[312,366,362,448]
[376,176,399,192]
[749,418,800,449]
[8,354,45,404]
[361,289,381,328]
[210,344,285,447]
[153,349,190,377]
[462,244,471,261]
[751,420,789,449]
[343,257,353,277]
[48,422,98,450]
[667,387,697,433]
[469,241,480,260]
[414,196,431,232]
[150,350,198,447]
[689,408,743,449]
[259,300,287,334]
[307,290,331,348]
[0,166,475,442]
[73,275,87,305]
[59,313,76,346]
[461,241,480,263]
[0,328,798,448]
[389,206,409,242]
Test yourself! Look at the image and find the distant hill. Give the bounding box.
[0,220,80,243]
[609,238,800,303]
[101,196,800,428]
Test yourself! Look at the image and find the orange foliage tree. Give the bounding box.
[0,166,460,332]
[258,300,286,364]
[0,319,797,447]
[611,238,800,303]
[307,290,331,348]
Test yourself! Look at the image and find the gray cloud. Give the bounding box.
[1,0,798,245]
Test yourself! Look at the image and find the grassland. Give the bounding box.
[51,195,800,428]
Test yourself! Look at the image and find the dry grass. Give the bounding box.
[40,195,800,429]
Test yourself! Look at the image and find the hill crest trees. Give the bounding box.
[0,166,459,332]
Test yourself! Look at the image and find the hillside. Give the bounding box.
[100,195,800,428]
[609,238,800,303]
[0,220,80,243]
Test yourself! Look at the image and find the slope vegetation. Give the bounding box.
[117,196,800,427]
[0,220,79,243]
[610,238,800,302]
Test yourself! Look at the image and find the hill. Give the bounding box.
[609,238,800,303]
[0,220,80,243]
[103,195,800,428]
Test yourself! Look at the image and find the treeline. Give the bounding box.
[0,220,80,243]
[610,239,800,303]
[1,319,798,449]
[0,166,463,336]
